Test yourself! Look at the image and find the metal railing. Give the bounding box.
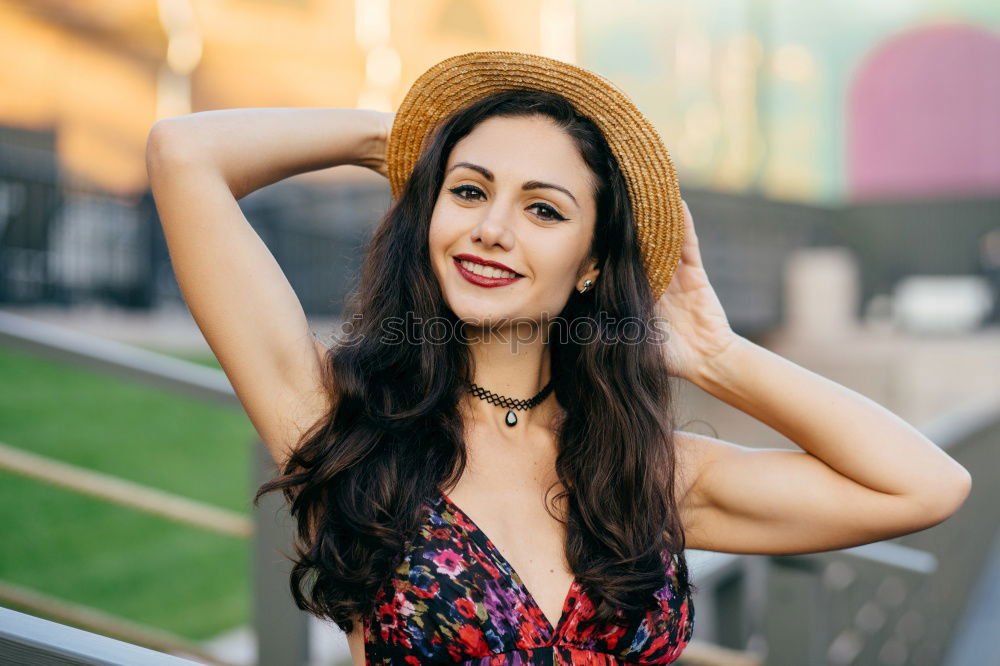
[0,605,203,666]
[678,398,1000,665]
[0,310,254,666]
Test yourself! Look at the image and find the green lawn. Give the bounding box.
[0,344,259,641]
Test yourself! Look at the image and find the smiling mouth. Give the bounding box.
[453,257,523,279]
[452,257,525,286]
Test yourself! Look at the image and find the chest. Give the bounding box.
[441,431,574,630]
[361,426,697,664]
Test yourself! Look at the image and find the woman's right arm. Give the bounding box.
[145,108,392,468]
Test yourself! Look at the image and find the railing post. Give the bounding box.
[252,438,310,666]
[741,556,769,658]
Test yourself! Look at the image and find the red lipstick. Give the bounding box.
[453,256,523,288]
[453,254,522,275]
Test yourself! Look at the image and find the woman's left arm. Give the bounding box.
[679,335,971,553]
[660,201,972,554]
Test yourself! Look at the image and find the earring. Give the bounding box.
[579,278,593,293]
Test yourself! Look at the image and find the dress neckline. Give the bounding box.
[435,486,578,637]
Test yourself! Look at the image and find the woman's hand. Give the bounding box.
[357,110,395,179]
[654,200,740,382]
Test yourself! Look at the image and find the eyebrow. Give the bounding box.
[446,161,579,208]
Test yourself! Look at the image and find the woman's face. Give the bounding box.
[428,114,600,330]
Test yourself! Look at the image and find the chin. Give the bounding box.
[450,302,520,330]
[445,294,521,327]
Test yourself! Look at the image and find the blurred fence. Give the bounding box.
[685,191,1000,334]
[0,124,390,314]
[765,404,1000,666]
[2,125,998,335]
[683,399,1000,665]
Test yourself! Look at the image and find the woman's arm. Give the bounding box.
[145,108,391,468]
[151,107,393,199]
[676,336,972,554]
[659,202,971,554]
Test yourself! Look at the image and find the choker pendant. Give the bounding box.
[468,379,556,427]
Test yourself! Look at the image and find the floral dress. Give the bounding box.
[363,488,695,664]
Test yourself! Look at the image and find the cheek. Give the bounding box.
[537,242,584,284]
[427,198,456,248]
[427,213,457,282]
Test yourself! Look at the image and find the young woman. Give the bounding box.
[145,52,971,665]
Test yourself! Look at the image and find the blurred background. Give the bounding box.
[0,0,997,665]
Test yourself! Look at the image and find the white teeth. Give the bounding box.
[459,259,517,279]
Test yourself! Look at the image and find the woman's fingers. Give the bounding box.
[678,199,702,268]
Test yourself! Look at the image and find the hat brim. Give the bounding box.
[386,50,684,300]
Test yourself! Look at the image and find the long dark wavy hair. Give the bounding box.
[253,88,695,635]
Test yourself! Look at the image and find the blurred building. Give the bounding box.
[0,0,997,324]
[3,0,999,201]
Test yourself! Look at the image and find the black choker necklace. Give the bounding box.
[467,379,555,427]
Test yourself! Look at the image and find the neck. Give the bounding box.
[460,321,561,436]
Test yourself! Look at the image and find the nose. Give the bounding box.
[470,200,515,250]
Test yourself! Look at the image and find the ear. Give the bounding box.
[577,256,601,290]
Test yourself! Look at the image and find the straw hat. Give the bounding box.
[385,50,685,300]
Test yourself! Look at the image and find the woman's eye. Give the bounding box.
[448,185,566,222]
[449,184,485,201]
[528,203,566,222]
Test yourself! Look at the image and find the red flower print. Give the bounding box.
[526,602,546,624]
[448,508,479,534]
[411,580,441,599]
[470,547,502,578]
[596,622,626,649]
[366,498,694,663]
[455,597,478,619]
[519,615,547,644]
[452,624,489,657]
